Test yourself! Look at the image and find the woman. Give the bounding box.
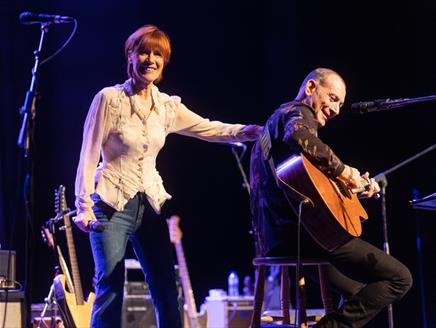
[73,24,261,328]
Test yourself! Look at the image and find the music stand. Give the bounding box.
[410,191,436,328]
[410,192,436,211]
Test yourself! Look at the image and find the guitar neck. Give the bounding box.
[63,214,84,305]
[174,241,199,325]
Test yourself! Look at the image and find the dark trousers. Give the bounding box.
[89,193,182,328]
[316,238,413,327]
[268,230,412,327]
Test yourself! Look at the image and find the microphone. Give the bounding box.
[88,220,105,233]
[68,210,105,233]
[351,98,410,114]
[351,101,380,114]
[19,12,74,25]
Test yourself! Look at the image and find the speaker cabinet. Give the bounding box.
[0,250,16,289]
[0,290,24,328]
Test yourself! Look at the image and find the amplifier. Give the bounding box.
[0,290,24,328]
[122,295,157,328]
[122,259,184,328]
[205,290,253,328]
[125,281,149,296]
[0,250,16,289]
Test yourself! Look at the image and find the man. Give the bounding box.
[250,68,412,327]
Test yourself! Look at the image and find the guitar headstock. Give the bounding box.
[55,185,68,216]
[42,184,67,250]
[41,226,54,249]
[167,215,183,244]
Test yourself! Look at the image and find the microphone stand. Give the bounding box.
[230,145,250,195]
[17,22,51,326]
[229,144,263,296]
[373,143,436,328]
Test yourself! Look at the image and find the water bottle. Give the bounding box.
[243,275,253,296]
[227,271,240,297]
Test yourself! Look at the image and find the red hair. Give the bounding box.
[124,25,171,81]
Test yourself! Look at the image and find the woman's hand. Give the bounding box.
[73,211,97,233]
[241,124,263,141]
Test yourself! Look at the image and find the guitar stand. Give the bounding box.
[36,278,61,328]
[36,219,63,328]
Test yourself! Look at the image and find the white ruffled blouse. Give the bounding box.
[75,80,251,215]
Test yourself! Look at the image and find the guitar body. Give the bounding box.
[54,274,95,328]
[276,154,368,251]
[183,310,207,328]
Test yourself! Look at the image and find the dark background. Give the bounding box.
[1,0,436,327]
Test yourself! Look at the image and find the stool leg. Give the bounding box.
[280,266,291,324]
[318,264,334,314]
[250,265,266,328]
[296,265,308,328]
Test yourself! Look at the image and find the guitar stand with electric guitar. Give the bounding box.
[38,221,66,328]
[40,185,95,328]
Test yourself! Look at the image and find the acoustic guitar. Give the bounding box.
[276,154,368,251]
[53,185,95,328]
[167,215,207,328]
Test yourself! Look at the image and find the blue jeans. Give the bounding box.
[89,193,182,328]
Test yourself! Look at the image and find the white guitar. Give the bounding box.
[167,215,207,328]
[53,185,95,328]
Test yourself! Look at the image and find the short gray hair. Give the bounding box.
[295,68,344,100]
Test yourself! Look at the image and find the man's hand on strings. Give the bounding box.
[358,172,380,199]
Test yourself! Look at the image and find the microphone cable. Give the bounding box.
[39,18,78,66]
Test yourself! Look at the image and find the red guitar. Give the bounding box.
[276,154,368,251]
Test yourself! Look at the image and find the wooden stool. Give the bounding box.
[250,257,333,328]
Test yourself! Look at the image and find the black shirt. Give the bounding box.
[250,101,345,255]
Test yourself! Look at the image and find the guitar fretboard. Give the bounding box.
[174,241,200,327]
[64,213,85,305]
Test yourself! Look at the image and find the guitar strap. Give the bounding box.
[259,124,306,217]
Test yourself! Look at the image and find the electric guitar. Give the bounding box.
[41,225,74,296]
[53,185,95,328]
[276,154,369,251]
[167,215,207,328]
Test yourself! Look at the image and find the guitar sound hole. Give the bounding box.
[332,181,351,199]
